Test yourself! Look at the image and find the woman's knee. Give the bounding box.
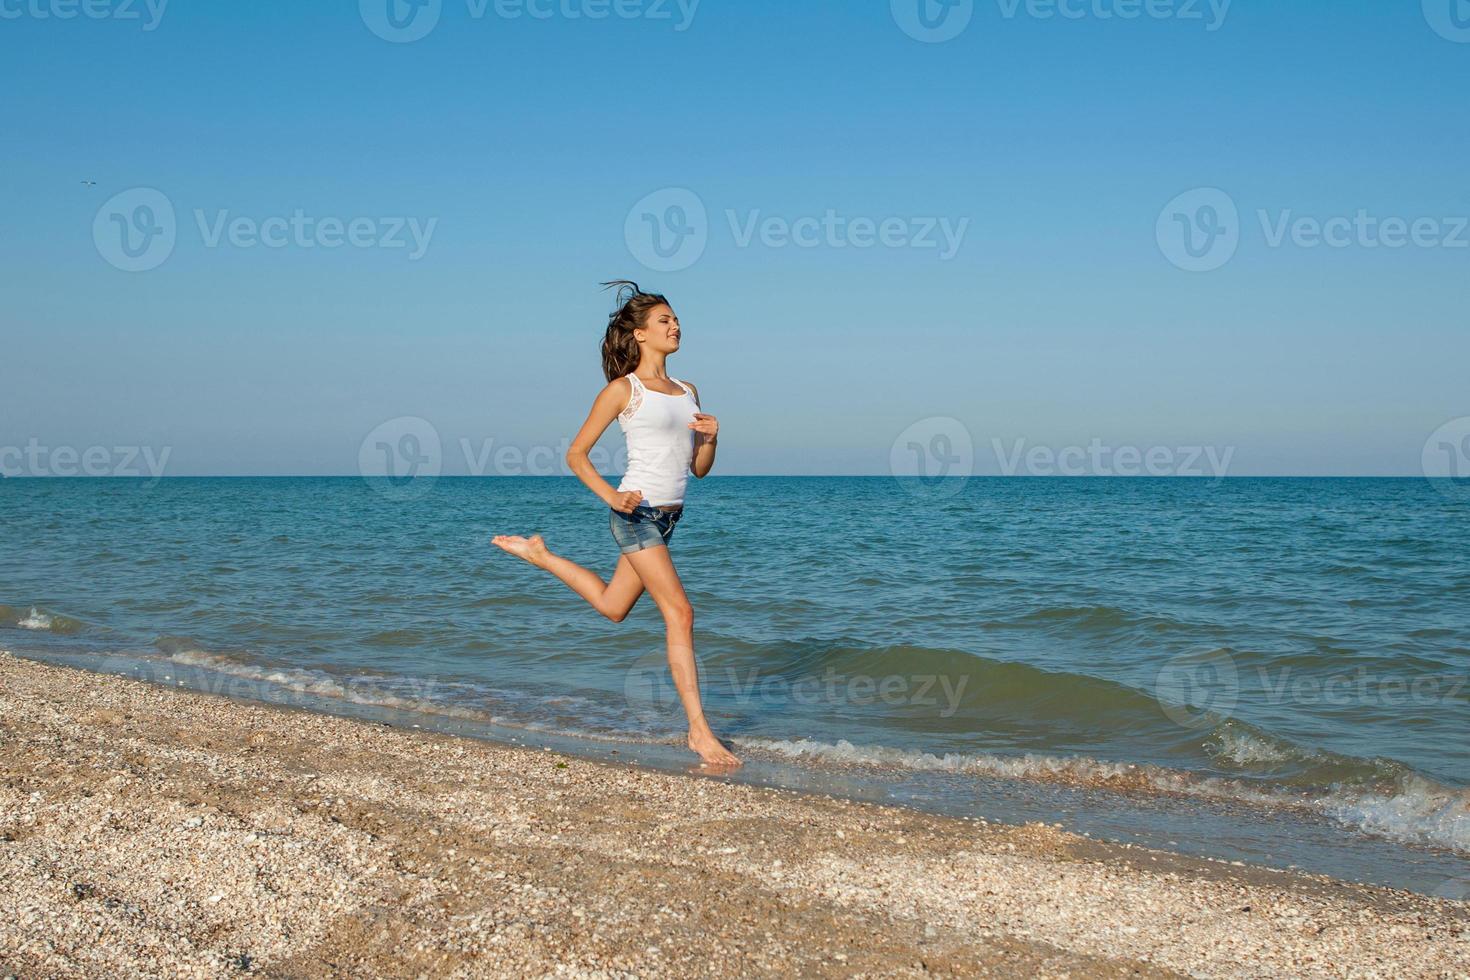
[663,597,694,630]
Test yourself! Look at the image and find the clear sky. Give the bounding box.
[3,0,1468,477]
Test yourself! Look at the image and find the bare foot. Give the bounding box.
[688,729,741,768]
[491,534,550,569]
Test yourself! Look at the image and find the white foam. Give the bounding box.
[1320,777,1470,854]
[736,736,1155,784]
[165,647,489,722]
[18,608,53,631]
[1206,727,1303,766]
[735,736,1470,855]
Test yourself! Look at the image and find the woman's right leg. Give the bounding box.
[491,535,645,623]
[623,544,740,768]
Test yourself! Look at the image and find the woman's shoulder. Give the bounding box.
[592,376,639,414]
[604,375,641,421]
[597,375,641,396]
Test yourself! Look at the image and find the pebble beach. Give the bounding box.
[1,650,1466,978]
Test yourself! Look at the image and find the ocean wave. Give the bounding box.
[152,641,661,743]
[0,605,85,635]
[705,639,1199,745]
[19,608,52,630]
[1324,776,1470,854]
[735,736,1470,854]
[160,644,495,723]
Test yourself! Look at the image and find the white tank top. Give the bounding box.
[615,374,698,508]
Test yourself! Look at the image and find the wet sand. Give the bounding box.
[1,650,1466,978]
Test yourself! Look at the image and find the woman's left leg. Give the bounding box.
[491,535,645,623]
[622,543,740,768]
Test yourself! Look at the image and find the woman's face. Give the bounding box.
[635,304,681,354]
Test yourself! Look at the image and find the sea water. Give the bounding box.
[3,476,1467,896]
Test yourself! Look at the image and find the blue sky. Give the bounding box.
[3,0,1468,477]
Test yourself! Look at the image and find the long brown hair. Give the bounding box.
[600,280,671,382]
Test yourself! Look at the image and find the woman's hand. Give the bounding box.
[689,413,719,444]
[608,489,644,513]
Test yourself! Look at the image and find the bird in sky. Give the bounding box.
[80,180,97,186]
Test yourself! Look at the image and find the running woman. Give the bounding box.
[492,281,740,768]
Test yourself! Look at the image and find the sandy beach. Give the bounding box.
[1,650,1465,978]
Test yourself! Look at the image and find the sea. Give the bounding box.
[3,476,1467,898]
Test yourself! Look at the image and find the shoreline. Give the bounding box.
[2,651,1466,977]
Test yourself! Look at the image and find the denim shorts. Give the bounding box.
[609,504,682,554]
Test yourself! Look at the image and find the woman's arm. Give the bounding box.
[685,382,719,479]
[566,380,643,512]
